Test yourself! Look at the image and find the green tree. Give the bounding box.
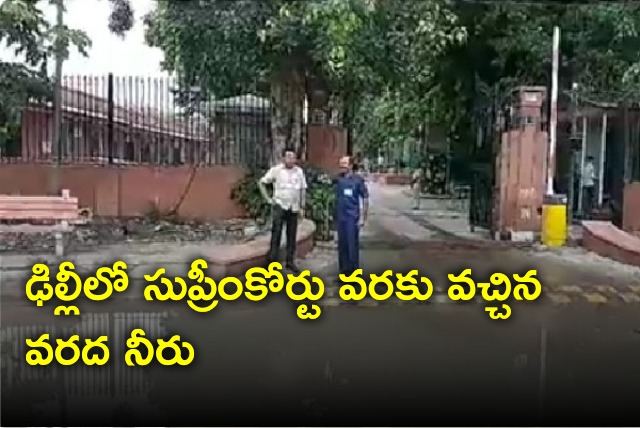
[0,0,135,76]
[0,0,135,153]
[143,0,466,163]
[346,0,467,159]
[144,0,362,162]
[429,2,640,149]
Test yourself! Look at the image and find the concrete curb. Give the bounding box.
[320,294,472,307]
[582,220,640,267]
[0,220,317,298]
[401,189,457,200]
[319,282,640,307]
[204,219,315,276]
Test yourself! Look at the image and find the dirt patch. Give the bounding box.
[0,217,264,254]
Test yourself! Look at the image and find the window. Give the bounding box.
[312,109,326,124]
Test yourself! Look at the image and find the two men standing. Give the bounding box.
[258,151,368,279]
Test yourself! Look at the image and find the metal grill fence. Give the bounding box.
[1,312,168,396]
[1,73,274,168]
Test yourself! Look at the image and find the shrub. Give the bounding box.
[230,166,336,240]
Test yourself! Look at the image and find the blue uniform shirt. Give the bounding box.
[336,173,368,222]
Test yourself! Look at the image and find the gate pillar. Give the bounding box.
[494,86,549,241]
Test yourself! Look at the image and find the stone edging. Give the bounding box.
[0,220,316,296]
[582,220,640,267]
[205,219,316,276]
[370,173,412,186]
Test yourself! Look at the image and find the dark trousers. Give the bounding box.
[583,186,595,218]
[268,204,298,266]
[337,218,360,275]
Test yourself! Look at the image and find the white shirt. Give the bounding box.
[583,162,596,187]
[260,164,307,212]
[412,169,422,188]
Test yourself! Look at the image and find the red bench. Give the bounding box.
[0,189,79,224]
[0,189,80,255]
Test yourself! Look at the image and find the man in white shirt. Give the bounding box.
[411,166,424,210]
[258,147,308,273]
[362,157,370,174]
[582,155,597,218]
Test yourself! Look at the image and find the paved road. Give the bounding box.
[3,183,640,426]
[3,295,640,426]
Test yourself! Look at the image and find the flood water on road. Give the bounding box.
[3,239,640,426]
[3,288,640,426]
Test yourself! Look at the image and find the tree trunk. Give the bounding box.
[269,71,305,165]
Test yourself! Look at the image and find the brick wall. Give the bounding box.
[306,124,347,175]
[0,164,245,220]
[623,182,640,232]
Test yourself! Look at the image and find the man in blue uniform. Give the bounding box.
[335,156,369,278]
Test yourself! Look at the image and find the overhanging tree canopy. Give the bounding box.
[143,0,466,163]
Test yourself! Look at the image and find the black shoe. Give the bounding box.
[286,263,301,274]
[266,258,279,268]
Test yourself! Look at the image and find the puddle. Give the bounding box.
[1,311,173,425]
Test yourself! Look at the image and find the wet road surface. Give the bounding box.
[3,240,640,426]
[3,184,640,425]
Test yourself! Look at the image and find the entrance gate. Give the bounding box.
[469,86,550,240]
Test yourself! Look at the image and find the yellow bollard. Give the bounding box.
[541,193,568,247]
